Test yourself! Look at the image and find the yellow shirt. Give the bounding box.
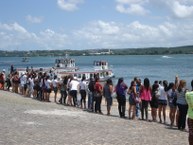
[185,91,193,119]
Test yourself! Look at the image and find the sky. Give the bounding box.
[0,0,193,51]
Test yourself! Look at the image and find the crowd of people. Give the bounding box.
[0,66,193,145]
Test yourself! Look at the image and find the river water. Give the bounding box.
[0,54,193,89]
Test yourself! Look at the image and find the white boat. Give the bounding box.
[17,54,78,76]
[54,54,79,72]
[17,55,115,82]
[57,60,115,81]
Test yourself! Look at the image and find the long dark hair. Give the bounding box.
[163,80,168,91]
[106,78,113,85]
[144,78,150,90]
[129,81,135,90]
[167,82,174,90]
[117,77,123,86]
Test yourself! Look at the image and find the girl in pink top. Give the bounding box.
[140,78,152,120]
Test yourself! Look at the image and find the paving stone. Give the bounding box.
[0,90,188,145]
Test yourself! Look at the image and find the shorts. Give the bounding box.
[46,88,51,93]
[169,102,177,108]
[158,100,167,106]
[53,87,58,93]
[129,96,136,105]
[106,97,112,107]
[150,100,158,108]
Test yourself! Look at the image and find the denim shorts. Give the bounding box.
[158,99,167,106]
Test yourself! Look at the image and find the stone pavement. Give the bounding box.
[0,90,188,145]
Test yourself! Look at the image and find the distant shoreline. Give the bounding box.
[0,45,193,57]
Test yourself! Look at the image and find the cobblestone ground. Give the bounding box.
[0,90,188,145]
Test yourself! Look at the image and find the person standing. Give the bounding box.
[158,80,168,123]
[140,78,152,121]
[150,81,159,122]
[94,77,103,114]
[135,78,142,119]
[87,77,95,112]
[128,80,137,119]
[116,78,128,118]
[19,72,27,95]
[177,80,188,130]
[79,76,87,109]
[52,75,59,103]
[0,72,5,90]
[185,80,193,145]
[59,76,68,104]
[103,78,113,115]
[69,76,79,107]
[167,82,178,127]
[45,76,52,102]
[28,74,35,98]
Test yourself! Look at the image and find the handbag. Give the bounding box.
[94,91,101,98]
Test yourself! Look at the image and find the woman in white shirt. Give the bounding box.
[158,80,168,124]
[78,76,87,109]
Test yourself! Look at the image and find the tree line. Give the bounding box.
[0,45,193,57]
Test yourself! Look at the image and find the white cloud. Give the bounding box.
[38,29,69,49]
[26,15,43,24]
[116,0,193,19]
[171,1,193,18]
[0,22,33,50]
[116,0,149,15]
[0,22,28,34]
[74,20,193,48]
[1,19,193,51]
[57,0,84,11]
[0,23,69,50]
[147,0,193,19]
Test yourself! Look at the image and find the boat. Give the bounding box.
[54,54,79,73]
[17,55,115,82]
[17,54,78,76]
[57,60,115,81]
[22,57,29,62]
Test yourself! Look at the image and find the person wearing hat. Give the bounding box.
[185,80,193,145]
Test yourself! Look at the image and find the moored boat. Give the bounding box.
[17,56,115,82]
[54,54,79,72]
[57,60,115,81]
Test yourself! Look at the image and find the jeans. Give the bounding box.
[95,96,102,113]
[117,96,126,117]
[59,90,67,104]
[177,104,188,129]
[141,100,149,120]
[70,90,77,106]
[88,92,94,111]
[136,103,141,118]
[188,118,193,145]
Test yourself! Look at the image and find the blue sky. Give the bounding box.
[0,0,193,50]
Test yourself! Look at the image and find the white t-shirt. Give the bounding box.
[70,79,79,91]
[159,85,167,100]
[45,79,52,89]
[79,80,87,90]
[20,75,27,86]
[52,79,58,88]
[28,78,34,89]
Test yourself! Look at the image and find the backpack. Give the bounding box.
[88,80,95,92]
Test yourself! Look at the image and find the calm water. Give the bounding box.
[0,54,193,89]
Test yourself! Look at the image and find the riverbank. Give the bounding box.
[0,90,188,145]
